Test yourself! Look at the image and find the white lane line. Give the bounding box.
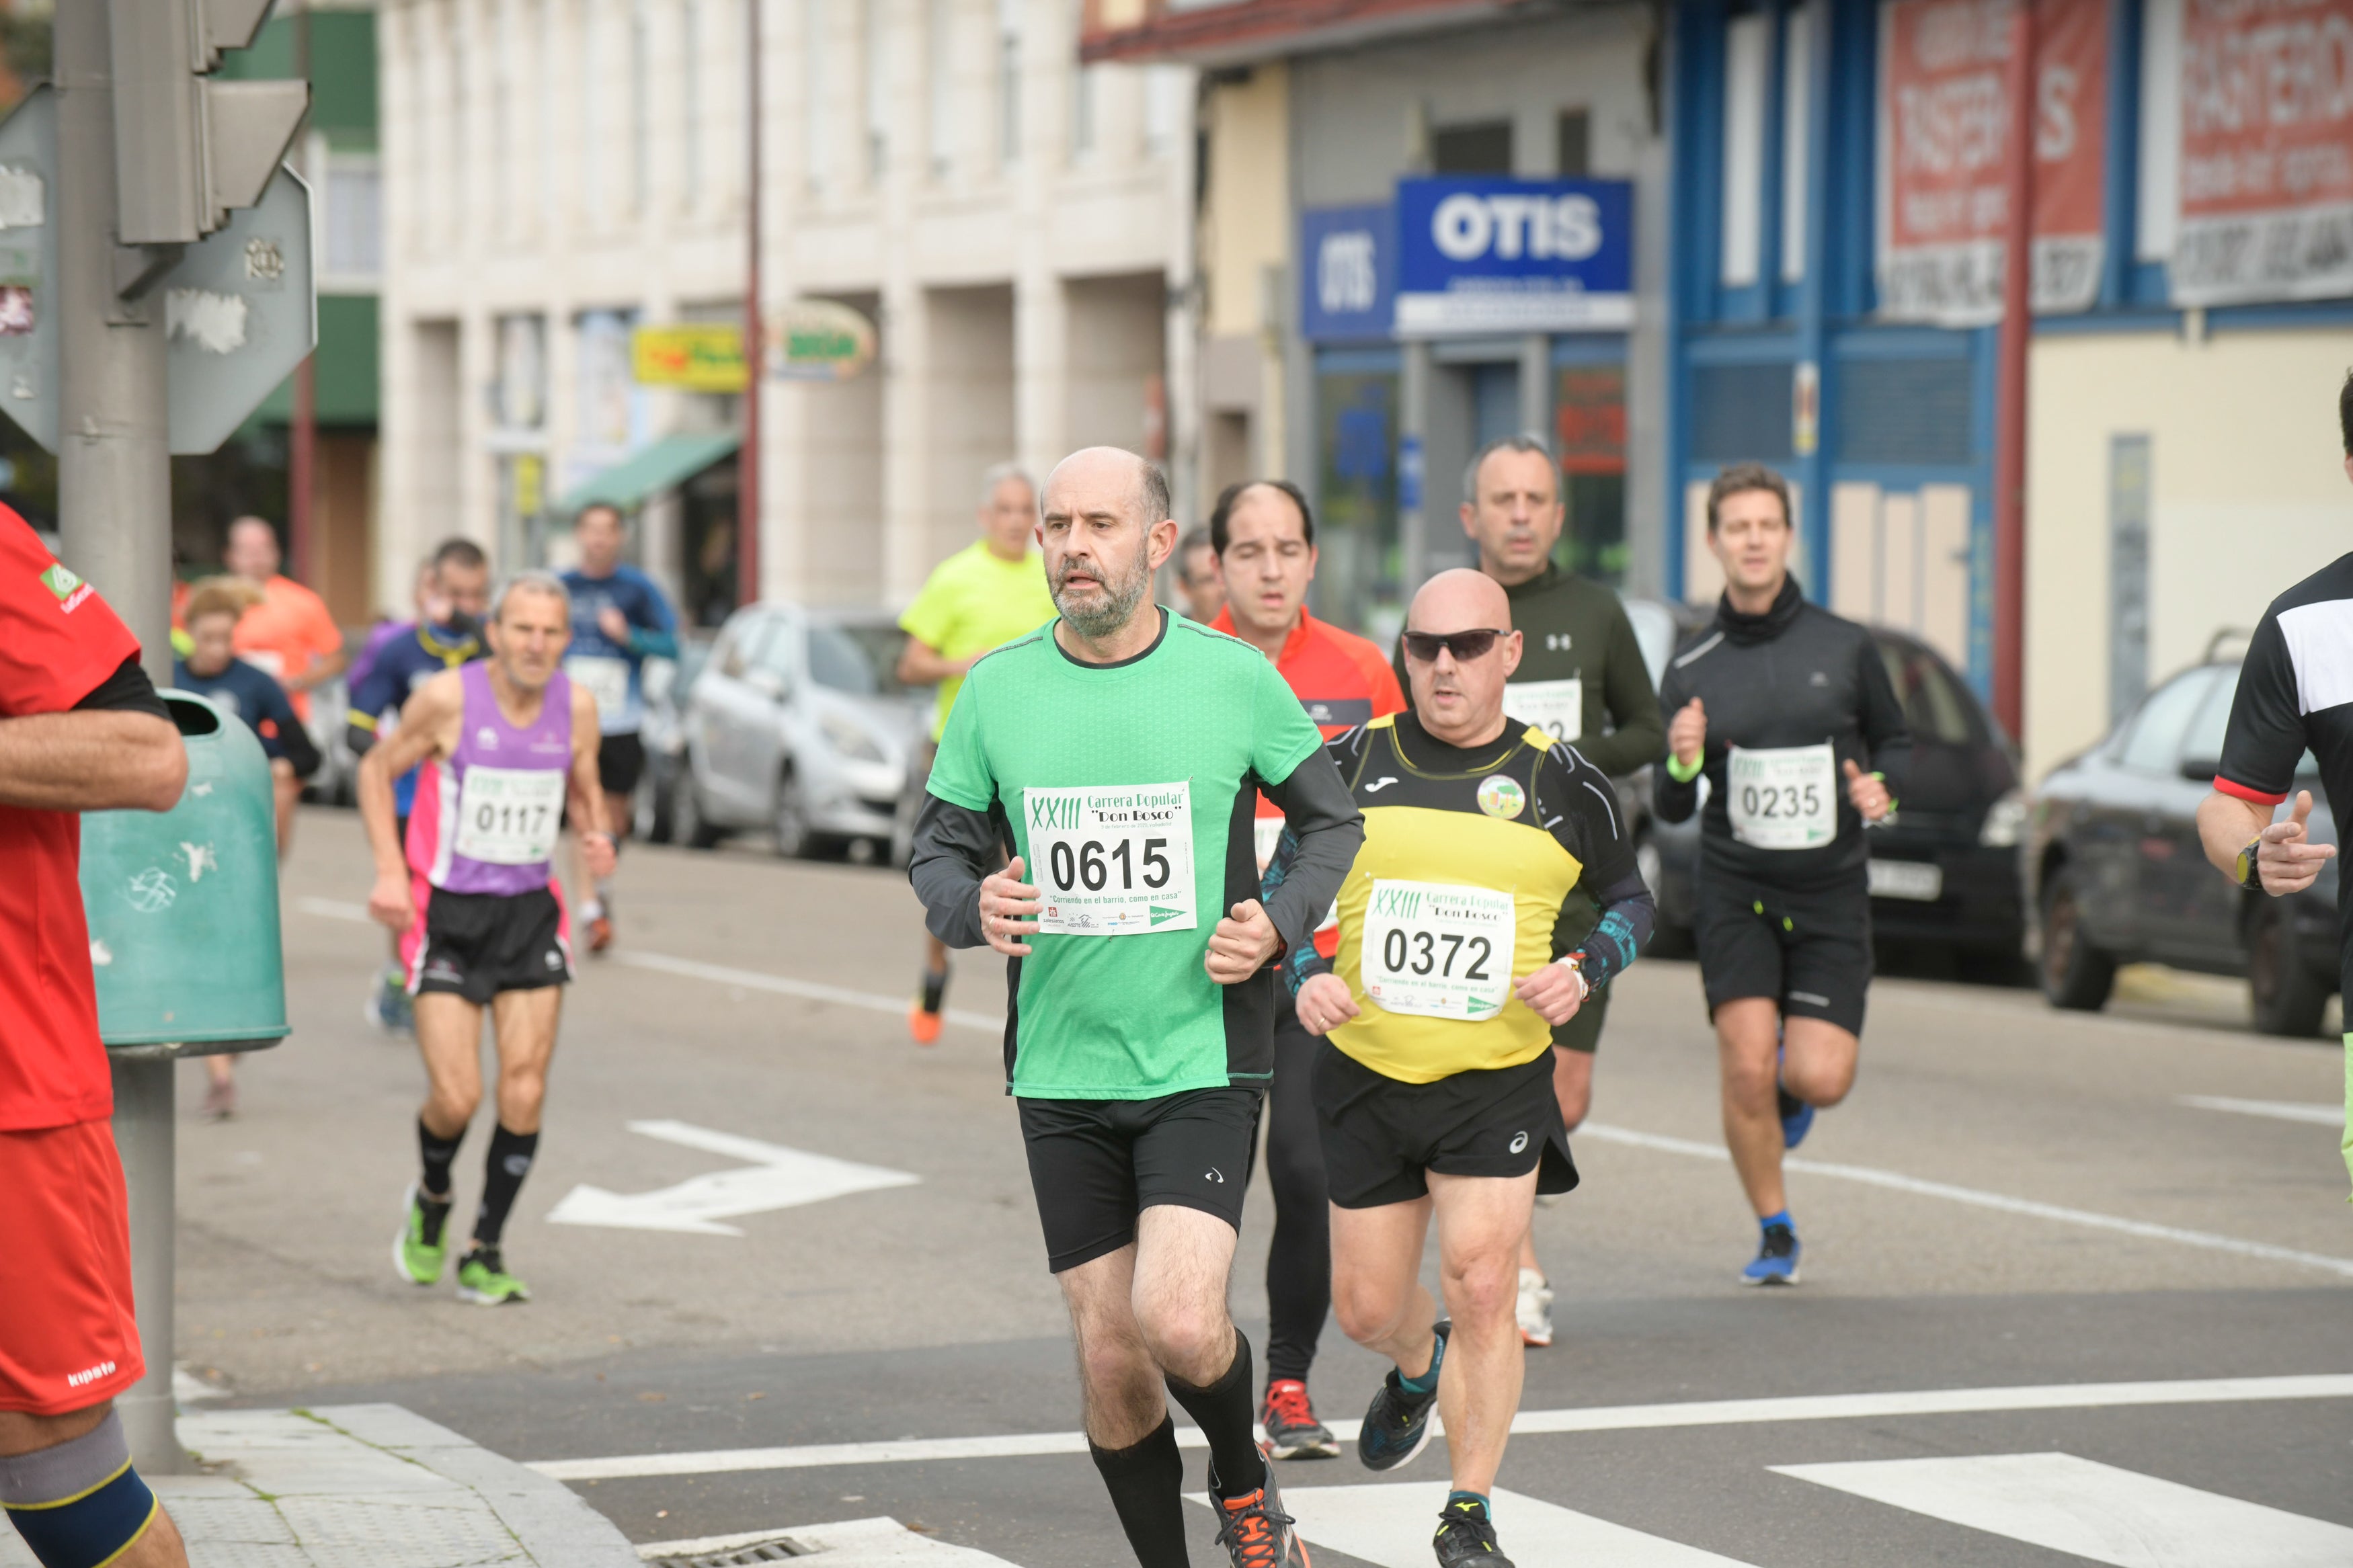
[637,1517,1022,1563]
[2179,1094,2344,1126]
[1577,1122,2353,1280]
[1775,1451,2353,1567]
[1205,1483,1755,1567]
[525,1372,2353,1481]
[292,896,1004,1035]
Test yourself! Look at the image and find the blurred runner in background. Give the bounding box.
[222,516,344,724]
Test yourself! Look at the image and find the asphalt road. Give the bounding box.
[177,809,2353,1566]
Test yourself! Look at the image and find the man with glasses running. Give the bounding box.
[1281,568,1653,1568]
[1654,463,1909,1285]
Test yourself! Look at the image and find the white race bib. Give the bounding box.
[1726,743,1837,850]
[564,655,632,721]
[1029,782,1196,936]
[241,648,286,679]
[454,766,567,864]
[1505,678,1583,743]
[1360,878,1514,1021]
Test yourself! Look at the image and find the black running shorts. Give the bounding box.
[1312,1042,1579,1210]
[1017,1088,1262,1273]
[1693,868,1872,1036]
[409,886,573,1003]
[596,732,647,798]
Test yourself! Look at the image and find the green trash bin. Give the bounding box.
[79,690,289,1057]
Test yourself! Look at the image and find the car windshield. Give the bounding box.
[808,621,910,698]
[1879,641,1977,746]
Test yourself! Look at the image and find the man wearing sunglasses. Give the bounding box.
[1654,462,1910,1286]
[1392,434,1663,1349]
[1208,477,1406,1462]
[1275,569,1654,1568]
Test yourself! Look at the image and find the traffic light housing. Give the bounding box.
[110,0,309,245]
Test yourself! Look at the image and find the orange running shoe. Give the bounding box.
[587,914,614,954]
[908,1005,944,1045]
[1213,1469,1309,1567]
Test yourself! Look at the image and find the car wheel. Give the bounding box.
[2247,901,2330,1038]
[2039,865,2116,1011]
[676,769,723,850]
[772,769,812,860]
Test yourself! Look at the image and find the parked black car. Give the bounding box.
[2027,655,2338,1036]
[1629,601,2027,972]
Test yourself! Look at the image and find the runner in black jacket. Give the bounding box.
[1654,464,1910,1286]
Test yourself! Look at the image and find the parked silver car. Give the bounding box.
[676,603,930,860]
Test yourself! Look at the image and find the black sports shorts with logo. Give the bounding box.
[1693,866,1872,1036]
[1312,1042,1578,1210]
[408,886,573,1003]
[1017,1087,1261,1273]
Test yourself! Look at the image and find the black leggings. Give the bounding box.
[1260,1001,1330,1385]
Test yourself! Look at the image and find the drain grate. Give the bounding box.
[649,1540,811,1567]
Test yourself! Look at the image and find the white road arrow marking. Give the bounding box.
[1196,1483,1757,1567]
[637,1518,1019,1563]
[547,1120,918,1236]
[2178,1094,2342,1126]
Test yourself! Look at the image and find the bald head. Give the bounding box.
[1040,447,1179,648]
[1044,446,1171,530]
[225,516,280,582]
[1400,568,1521,746]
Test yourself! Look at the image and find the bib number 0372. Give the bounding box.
[1027,782,1196,936]
[1359,878,1515,1021]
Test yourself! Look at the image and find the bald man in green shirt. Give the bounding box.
[898,462,1060,1042]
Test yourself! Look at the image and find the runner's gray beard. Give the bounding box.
[1053,555,1150,640]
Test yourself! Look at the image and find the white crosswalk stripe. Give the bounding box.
[634,1517,1021,1563]
[1190,1483,1758,1567]
[1773,1451,2353,1567]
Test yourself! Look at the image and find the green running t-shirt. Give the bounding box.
[926,610,1328,1099]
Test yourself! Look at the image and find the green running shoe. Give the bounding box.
[393,1183,452,1286]
[456,1246,530,1305]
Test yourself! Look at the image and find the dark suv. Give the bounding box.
[2027,657,2339,1036]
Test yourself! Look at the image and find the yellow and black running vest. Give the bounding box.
[1328,715,1587,1083]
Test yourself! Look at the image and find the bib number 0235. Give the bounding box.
[1027,782,1196,936]
[1726,741,1837,850]
[1359,878,1515,1021]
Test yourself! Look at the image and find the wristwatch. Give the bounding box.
[2235,835,2266,891]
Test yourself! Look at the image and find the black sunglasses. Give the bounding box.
[1400,628,1508,663]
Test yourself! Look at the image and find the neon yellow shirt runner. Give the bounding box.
[898,540,1060,739]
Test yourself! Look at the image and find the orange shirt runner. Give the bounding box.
[230,574,342,721]
[1213,604,1405,958]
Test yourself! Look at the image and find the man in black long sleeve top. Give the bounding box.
[1654,464,1911,1286]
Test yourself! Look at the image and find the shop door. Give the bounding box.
[1829,482,1971,671]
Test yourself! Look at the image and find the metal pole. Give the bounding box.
[1992,0,2034,740]
[56,0,183,1474]
[288,4,317,585]
[1398,339,1431,602]
[739,0,763,608]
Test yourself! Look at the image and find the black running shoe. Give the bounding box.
[1261,1378,1340,1460]
[1357,1321,1449,1471]
[1433,1499,1514,1567]
[1209,1462,1310,1567]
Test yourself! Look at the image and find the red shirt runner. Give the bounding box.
[1213,605,1404,958]
[0,508,141,1131]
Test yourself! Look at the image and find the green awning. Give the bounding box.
[555,431,742,515]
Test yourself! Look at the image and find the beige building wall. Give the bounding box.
[2024,324,2353,782]
[1196,66,1290,493]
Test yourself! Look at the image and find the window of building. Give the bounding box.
[1779,2,1812,283]
[1431,120,1512,173]
[1555,364,1628,584]
[1555,108,1589,176]
[1146,64,1187,155]
[1720,9,1770,287]
[928,0,954,176]
[2137,0,2182,261]
[1833,359,1972,466]
[1689,361,1792,462]
[865,0,888,179]
[1315,366,1403,641]
[806,0,830,191]
[998,0,1021,167]
[1071,0,1096,160]
[323,157,383,280]
[682,0,703,206]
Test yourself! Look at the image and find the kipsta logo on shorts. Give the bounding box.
[544,950,563,968]
[1476,774,1525,819]
[1509,1130,1529,1154]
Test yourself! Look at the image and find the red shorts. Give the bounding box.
[0,1119,145,1415]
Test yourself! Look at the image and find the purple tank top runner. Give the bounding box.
[418,661,573,896]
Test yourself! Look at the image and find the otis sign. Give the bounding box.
[1394,177,1634,336]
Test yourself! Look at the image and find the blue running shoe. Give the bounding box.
[1357,1321,1449,1471]
[1742,1221,1801,1286]
[1778,1083,1815,1149]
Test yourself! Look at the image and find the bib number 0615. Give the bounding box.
[1048,836,1172,893]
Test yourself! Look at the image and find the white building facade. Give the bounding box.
[378,0,1194,624]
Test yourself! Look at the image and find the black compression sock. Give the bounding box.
[417,1118,463,1205]
[1166,1329,1266,1497]
[473,1124,540,1247]
[1087,1416,1189,1568]
[918,966,949,1014]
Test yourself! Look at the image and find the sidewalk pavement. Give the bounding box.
[0,1404,638,1568]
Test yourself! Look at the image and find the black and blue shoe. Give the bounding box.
[1778,1081,1816,1149]
[1357,1321,1449,1471]
[1741,1220,1801,1286]
[1433,1497,1514,1567]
